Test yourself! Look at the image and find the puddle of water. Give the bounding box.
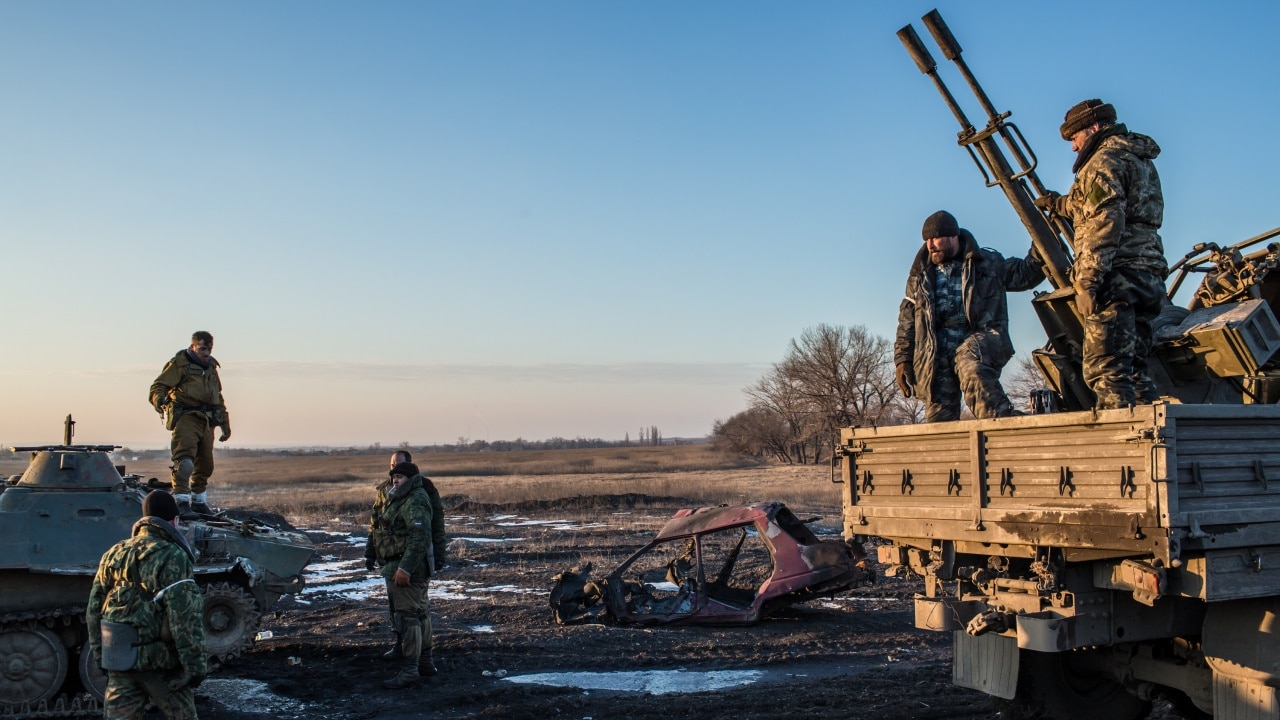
[504,669,763,695]
[201,678,306,715]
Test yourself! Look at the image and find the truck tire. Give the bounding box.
[1019,649,1151,720]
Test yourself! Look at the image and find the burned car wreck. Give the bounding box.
[550,502,873,626]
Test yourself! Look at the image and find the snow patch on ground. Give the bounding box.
[504,669,764,695]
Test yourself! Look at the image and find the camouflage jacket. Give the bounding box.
[370,475,435,581]
[895,230,1045,409]
[149,349,227,421]
[1050,124,1168,297]
[87,518,207,675]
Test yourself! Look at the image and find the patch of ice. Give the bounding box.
[489,514,518,521]
[504,669,764,695]
[471,625,495,633]
[496,518,571,527]
[453,536,526,543]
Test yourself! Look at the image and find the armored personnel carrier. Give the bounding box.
[0,424,314,717]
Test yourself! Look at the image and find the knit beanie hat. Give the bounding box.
[390,462,420,479]
[921,210,959,240]
[1060,99,1117,140]
[142,490,180,521]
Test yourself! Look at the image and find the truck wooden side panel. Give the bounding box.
[839,403,1280,566]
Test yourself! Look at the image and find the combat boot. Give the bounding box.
[382,660,420,689]
[173,494,198,521]
[190,492,214,516]
[382,632,401,660]
[419,648,438,677]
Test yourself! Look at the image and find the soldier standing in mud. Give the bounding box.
[367,450,446,674]
[894,210,1045,422]
[1035,99,1168,409]
[367,461,436,688]
[149,331,231,516]
[87,490,207,720]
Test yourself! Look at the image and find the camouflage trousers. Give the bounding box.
[1082,269,1165,409]
[170,413,215,495]
[105,669,197,720]
[925,331,1016,422]
[386,578,432,662]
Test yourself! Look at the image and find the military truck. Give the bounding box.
[0,420,314,717]
[835,11,1280,720]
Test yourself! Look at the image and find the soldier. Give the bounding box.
[895,210,1045,422]
[367,461,436,688]
[366,450,446,673]
[149,331,231,516]
[1035,99,1168,409]
[87,490,206,720]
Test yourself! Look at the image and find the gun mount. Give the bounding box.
[900,9,1280,411]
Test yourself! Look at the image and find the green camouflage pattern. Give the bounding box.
[1058,125,1168,299]
[370,475,435,581]
[88,518,206,677]
[896,230,1045,421]
[1082,268,1166,408]
[1057,125,1168,409]
[103,670,198,720]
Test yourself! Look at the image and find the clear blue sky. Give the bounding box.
[2,1,1277,447]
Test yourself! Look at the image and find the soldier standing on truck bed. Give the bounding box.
[1035,99,1169,409]
[894,210,1046,422]
[149,331,231,517]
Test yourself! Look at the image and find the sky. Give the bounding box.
[2,1,1279,448]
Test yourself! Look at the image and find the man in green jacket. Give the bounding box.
[88,491,207,719]
[368,451,447,670]
[1035,99,1168,409]
[367,462,435,688]
[149,331,231,516]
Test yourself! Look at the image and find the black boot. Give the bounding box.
[383,660,420,689]
[382,632,401,660]
[419,648,438,676]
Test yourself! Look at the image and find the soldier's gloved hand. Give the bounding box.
[1075,287,1097,317]
[218,414,232,442]
[366,556,377,572]
[435,554,448,572]
[1033,191,1060,212]
[894,363,915,399]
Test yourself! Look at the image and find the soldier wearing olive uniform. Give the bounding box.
[367,462,435,689]
[149,331,231,515]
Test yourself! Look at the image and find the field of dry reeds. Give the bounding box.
[4,445,846,526]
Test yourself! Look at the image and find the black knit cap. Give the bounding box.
[390,462,419,479]
[1060,99,1117,140]
[142,490,180,522]
[921,210,959,241]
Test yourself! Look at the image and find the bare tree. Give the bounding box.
[1003,354,1047,413]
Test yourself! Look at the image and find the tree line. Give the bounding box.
[710,323,1043,464]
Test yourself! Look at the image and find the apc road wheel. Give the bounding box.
[77,643,107,703]
[1020,649,1151,720]
[202,582,262,661]
[0,626,68,705]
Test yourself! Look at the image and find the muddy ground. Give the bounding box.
[195,496,1185,720]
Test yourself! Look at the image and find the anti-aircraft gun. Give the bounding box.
[898,9,1280,410]
[833,11,1280,720]
[0,417,314,718]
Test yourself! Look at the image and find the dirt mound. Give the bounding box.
[448,493,705,514]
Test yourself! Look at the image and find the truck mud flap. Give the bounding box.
[1205,597,1280,719]
[952,631,1018,700]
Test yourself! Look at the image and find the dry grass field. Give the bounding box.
[9,444,844,524]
